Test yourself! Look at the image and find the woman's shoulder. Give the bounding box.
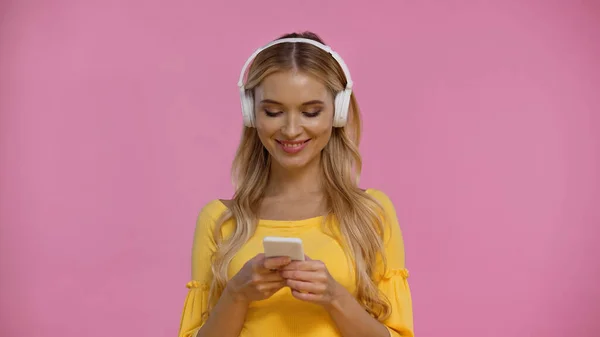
[364,188,403,243]
[364,188,400,221]
[195,198,230,227]
[364,188,395,207]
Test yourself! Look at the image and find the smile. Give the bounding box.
[276,139,311,154]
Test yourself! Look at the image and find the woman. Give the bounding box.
[178,32,414,337]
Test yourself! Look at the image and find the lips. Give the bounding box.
[276,139,311,154]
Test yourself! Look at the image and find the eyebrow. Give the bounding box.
[260,99,325,106]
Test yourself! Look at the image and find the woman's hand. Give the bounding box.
[226,253,291,304]
[280,255,347,308]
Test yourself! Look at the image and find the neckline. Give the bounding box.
[215,188,374,226]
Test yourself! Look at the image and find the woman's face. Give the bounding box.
[253,70,334,171]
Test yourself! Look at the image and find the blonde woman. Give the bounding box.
[178,32,414,337]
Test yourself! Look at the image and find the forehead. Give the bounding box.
[255,71,329,104]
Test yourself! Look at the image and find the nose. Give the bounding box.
[280,113,302,138]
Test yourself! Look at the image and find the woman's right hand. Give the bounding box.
[226,253,291,304]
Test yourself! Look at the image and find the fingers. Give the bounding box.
[255,280,287,293]
[280,270,327,283]
[281,260,325,272]
[279,258,331,299]
[281,268,329,297]
[251,271,284,283]
[262,256,291,271]
[250,254,284,273]
[286,279,326,294]
[291,290,320,301]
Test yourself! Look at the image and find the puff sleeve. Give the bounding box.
[371,190,415,337]
[177,201,220,337]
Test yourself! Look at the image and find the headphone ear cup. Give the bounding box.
[333,89,352,127]
[240,89,255,127]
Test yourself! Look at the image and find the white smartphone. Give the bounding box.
[263,236,305,261]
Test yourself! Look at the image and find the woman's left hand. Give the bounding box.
[279,255,346,307]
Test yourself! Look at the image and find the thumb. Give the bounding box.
[252,253,266,263]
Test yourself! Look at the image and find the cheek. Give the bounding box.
[310,125,333,147]
[304,112,334,134]
[255,128,273,148]
[255,120,279,143]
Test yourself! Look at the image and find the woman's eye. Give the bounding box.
[264,110,282,117]
[303,110,321,118]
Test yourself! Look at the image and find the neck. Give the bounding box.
[265,157,323,197]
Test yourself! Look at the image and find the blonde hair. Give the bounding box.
[206,32,391,321]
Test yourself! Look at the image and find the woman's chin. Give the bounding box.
[272,155,315,171]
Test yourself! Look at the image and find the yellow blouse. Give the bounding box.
[177,189,414,337]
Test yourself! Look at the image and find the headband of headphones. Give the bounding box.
[237,37,354,93]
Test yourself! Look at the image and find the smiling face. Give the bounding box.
[253,70,334,171]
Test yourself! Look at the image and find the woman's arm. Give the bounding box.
[178,201,290,337]
[281,258,390,337]
[197,254,292,337]
[196,286,249,337]
[325,286,390,337]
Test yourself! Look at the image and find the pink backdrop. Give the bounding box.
[1,1,599,336]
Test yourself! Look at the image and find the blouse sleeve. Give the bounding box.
[371,190,415,337]
[177,201,220,337]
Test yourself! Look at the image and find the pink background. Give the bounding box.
[1,1,599,336]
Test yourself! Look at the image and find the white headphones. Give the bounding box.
[237,37,354,128]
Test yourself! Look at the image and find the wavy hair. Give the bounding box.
[206,31,391,321]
